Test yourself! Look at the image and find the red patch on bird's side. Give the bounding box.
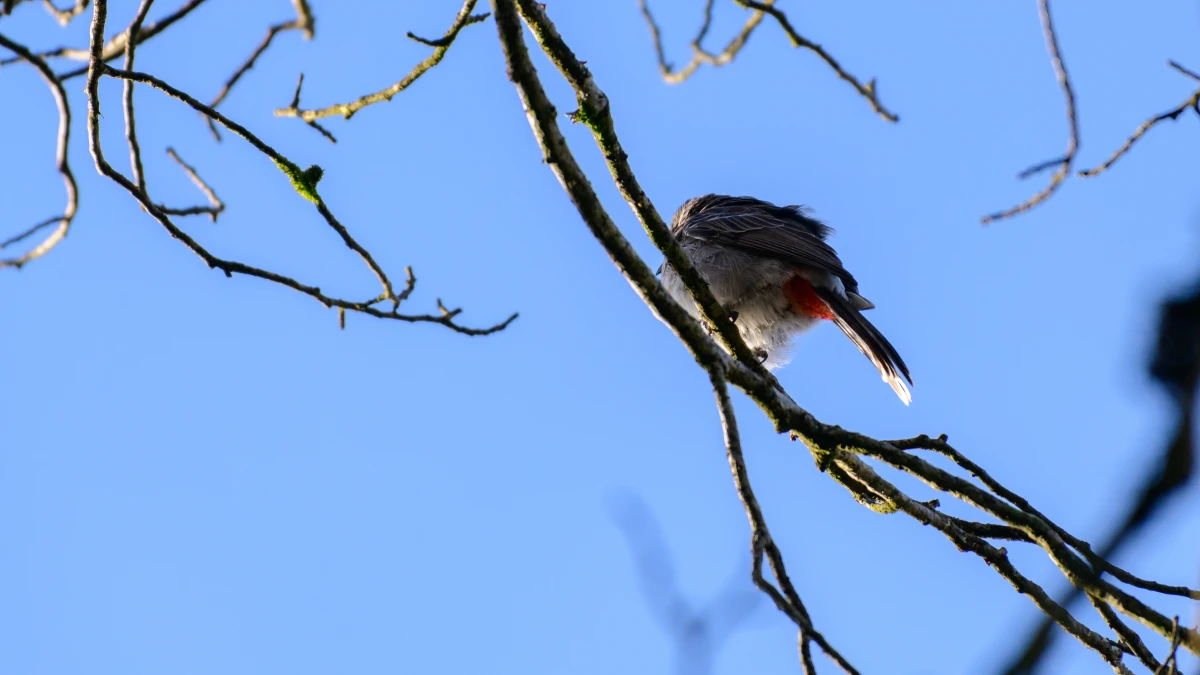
[784,276,835,320]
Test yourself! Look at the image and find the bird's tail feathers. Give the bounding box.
[814,287,913,405]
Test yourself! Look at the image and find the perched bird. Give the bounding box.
[659,194,913,404]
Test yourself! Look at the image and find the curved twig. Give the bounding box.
[204,0,314,140]
[637,0,768,85]
[81,0,515,336]
[1079,61,1200,178]
[493,2,1200,672]
[274,0,489,124]
[733,0,897,122]
[982,0,1078,223]
[42,0,88,25]
[0,32,77,269]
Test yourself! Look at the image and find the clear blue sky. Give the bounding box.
[3,1,1199,673]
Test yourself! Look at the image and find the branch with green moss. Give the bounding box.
[636,0,897,122]
[493,1,1198,671]
[79,0,515,336]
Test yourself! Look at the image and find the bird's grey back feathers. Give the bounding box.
[670,194,860,295]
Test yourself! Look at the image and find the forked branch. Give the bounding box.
[637,0,897,122]
[1079,60,1200,178]
[0,32,77,269]
[983,0,1078,223]
[274,0,489,126]
[492,1,1199,672]
[77,0,516,336]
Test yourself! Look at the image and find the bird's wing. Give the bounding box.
[673,195,860,291]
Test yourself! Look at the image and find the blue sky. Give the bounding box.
[3,1,1199,673]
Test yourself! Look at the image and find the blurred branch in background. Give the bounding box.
[999,273,1200,675]
[42,0,89,25]
[636,0,897,121]
[0,0,88,23]
[608,492,762,675]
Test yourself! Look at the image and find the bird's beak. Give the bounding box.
[655,262,663,276]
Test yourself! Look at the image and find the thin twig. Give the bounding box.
[636,0,768,85]
[827,453,1134,675]
[1078,61,1200,178]
[205,0,314,140]
[1153,618,1182,675]
[1,216,61,250]
[274,0,489,123]
[734,0,897,122]
[122,0,153,194]
[106,64,400,302]
[160,147,224,221]
[893,434,1200,601]
[1087,596,1163,673]
[710,368,860,674]
[281,74,336,143]
[41,0,88,25]
[83,0,515,336]
[491,2,1200,672]
[982,0,1078,223]
[49,0,210,78]
[0,32,77,269]
[515,0,773,378]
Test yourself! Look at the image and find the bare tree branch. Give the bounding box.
[491,2,1199,672]
[79,0,515,336]
[0,32,77,269]
[204,0,314,141]
[1088,597,1164,674]
[274,0,489,125]
[0,0,212,77]
[121,0,153,193]
[281,73,337,143]
[42,0,88,25]
[732,0,897,122]
[709,368,859,675]
[998,276,1200,675]
[636,0,767,85]
[159,147,224,220]
[636,0,897,122]
[1078,61,1200,178]
[516,0,773,377]
[983,0,1078,223]
[6,1,1197,671]
[1153,618,1183,675]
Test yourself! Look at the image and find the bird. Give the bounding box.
[658,194,913,404]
